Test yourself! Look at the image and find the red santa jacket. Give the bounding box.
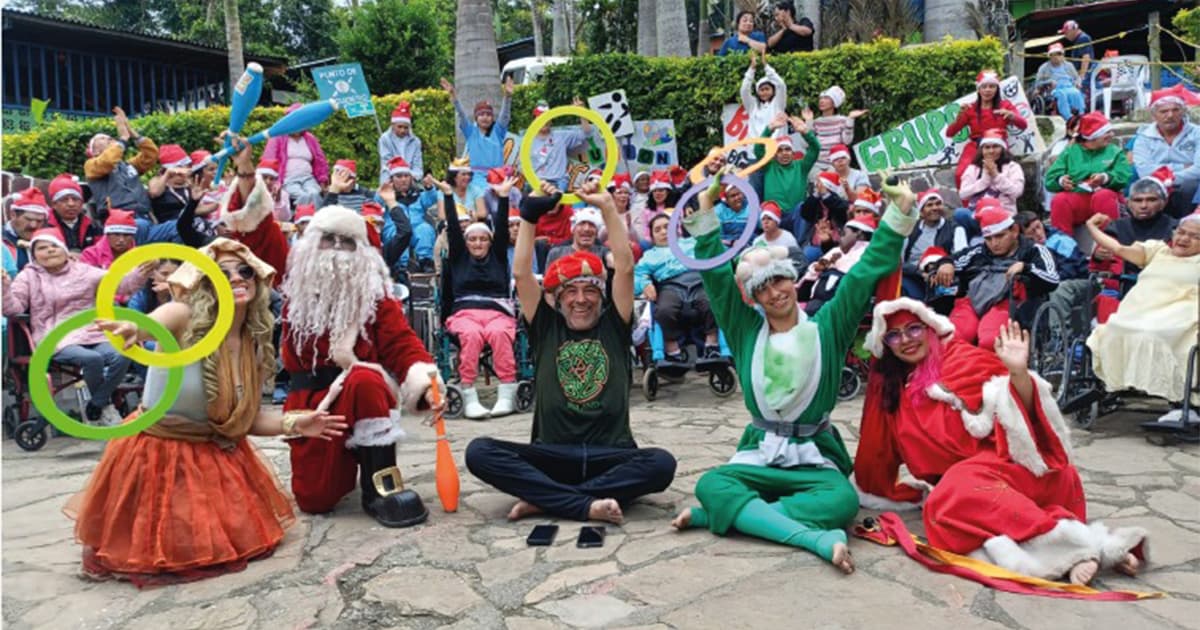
[944,100,1028,142]
[224,186,290,287]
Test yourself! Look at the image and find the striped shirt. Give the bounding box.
[811,115,855,164]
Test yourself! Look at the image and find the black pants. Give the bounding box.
[655,285,716,341]
[465,437,677,521]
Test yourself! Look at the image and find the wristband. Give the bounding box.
[281,411,305,436]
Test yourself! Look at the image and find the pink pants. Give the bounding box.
[1049,189,1121,235]
[950,297,1010,349]
[446,308,517,383]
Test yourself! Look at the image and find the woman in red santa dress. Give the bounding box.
[854,297,1148,585]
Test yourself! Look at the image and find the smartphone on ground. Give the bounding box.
[576,526,606,548]
[526,524,558,546]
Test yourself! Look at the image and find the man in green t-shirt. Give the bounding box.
[465,182,676,525]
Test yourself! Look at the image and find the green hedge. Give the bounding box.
[3,38,1003,180]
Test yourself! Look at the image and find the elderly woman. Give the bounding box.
[72,238,345,586]
[261,104,330,206]
[2,229,151,426]
[436,176,520,419]
[1085,212,1200,406]
[855,298,1147,585]
[670,171,918,574]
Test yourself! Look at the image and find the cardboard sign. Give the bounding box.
[588,90,635,138]
[311,63,375,118]
[500,119,678,188]
[853,76,1045,173]
[721,103,808,167]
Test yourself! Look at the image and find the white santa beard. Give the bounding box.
[282,240,392,358]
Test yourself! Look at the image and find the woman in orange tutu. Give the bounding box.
[70,238,346,587]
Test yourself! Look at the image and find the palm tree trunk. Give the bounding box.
[530,1,545,57]
[456,0,501,150]
[923,0,976,42]
[552,0,569,55]
[656,0,692,57]
[223,0,245,98]
[637,0,657,56]
[799,0,821,48]
[697,0,710,56]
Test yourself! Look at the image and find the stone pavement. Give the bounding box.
[3,377,1199,630]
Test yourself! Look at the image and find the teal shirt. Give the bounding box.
[634,240,695,295]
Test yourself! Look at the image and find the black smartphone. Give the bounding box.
[526,524,559,546]
[576,526,606,549]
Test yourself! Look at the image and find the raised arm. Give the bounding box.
[514,186,564,322]
[764,63,787,111]
[1085,214,1147,268]
[577,183,633,323]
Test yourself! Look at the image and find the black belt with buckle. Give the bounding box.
[752,414,832,439]
[289,367,343,392]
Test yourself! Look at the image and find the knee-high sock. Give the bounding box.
[732,498,846,561]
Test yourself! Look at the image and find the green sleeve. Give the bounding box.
[695,228,761,357]
[1106,147,1132,189]
[1044,146,1069,192]
[813,201,915,358]
[753,124,773,160]
[800,130,820,174]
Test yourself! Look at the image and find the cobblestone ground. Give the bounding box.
[3,377,1199,629]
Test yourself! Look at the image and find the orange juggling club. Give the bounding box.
[427,372,460,512]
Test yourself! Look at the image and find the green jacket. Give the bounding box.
[1044,141,1131,192]
[760,129,821,213]
[689,200,917,475]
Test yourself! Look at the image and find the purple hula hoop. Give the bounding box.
[667,174,761,271]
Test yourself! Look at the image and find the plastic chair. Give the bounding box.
[1088,55,1149,118]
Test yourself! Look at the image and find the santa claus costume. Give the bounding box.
[280,205,440,527]
[855,298,1148,583]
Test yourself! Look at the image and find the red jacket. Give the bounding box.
[944,99,1028,142]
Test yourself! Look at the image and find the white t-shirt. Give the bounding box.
[754,229,799,250]
[286,136,314,180]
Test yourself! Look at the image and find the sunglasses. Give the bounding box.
[883,323,928,347]
[220,263,256,281]
[319,233,358,251]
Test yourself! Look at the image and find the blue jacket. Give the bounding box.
[634,241,695,295]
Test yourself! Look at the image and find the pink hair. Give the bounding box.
[906,333,945,408]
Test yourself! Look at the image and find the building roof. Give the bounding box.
[2,8,288,71]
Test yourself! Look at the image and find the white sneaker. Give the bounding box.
[100,405,124,427]
[490,383,519,417]
[462,387,490,420]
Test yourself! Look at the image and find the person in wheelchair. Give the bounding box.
[1016,212,1089,281]
[798,213,875,316]
[1084,212,1200,409]
[2,229,152,426]
[1034,43,1086,120]
[900,189,968,301]
[634,214,725,375]
[932,205,1060,348]
[432,174,523,419]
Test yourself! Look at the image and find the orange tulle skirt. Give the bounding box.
[64,433,295,587]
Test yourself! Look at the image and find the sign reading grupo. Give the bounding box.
[853,76,1044,173]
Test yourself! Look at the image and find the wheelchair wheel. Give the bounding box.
[708,367,737,397]
[1030,304,1067,393]
[516,380,535,412]
[15,419,48,452]
[642,369,659,401]
[444,385,464,419]
[838,366,862,401]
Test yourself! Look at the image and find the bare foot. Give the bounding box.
[506,500,543,521]
[831,542,855,575]
[1068,559,1099,585]
[1115,553,1141,577]
[671,508,692,531]
[588,498,624,524]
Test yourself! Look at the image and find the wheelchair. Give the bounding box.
[3,314,141,452]
[636,299,737,401]
[428,269,535,419]
[1030,273,1200,443]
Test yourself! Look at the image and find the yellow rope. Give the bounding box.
[1155,23,1200,51]
[1051,26,1147,53]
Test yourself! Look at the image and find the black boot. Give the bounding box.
[357,445,429,528]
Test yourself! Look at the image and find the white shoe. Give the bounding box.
[490,383,519,417]
[100,405,124,426]
[462,387,490,420]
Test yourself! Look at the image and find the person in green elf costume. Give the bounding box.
[671,168,918,574]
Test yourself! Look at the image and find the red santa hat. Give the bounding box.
[828,144,851,162]
[817,170,841,190]
[256,158,280,178]
[391,101,412,125]
[819,85,846,109]
[387,156,413,176]
[776,135,794,151]
[28,227,67,251]
[487,165,514,184]
[533,101,550,119]
[919,245,950,271]
[48,174,83,202]
[1078,111,1113,141]
[189,149,211,172]
[864,297,956,358]
[649,170,672,191]
[104,208,138,235]
[11,187,49,215]
[1150,83,1200,109]
[586,169,603,183]
[309,205,368,243]
[1137,166,1174,198]
[917,188,944,212]
[508,206,522,223]
[1047,42,1065,55]
[158,144,191,169]
[543,250,606,294]
[633,170,651,185]
[854,188,882,214]
[608,173,632,192]
[474,100,494,116]
[760,201,782,225]
[668,165,689,187]
[571,206,603,230]
[976,69,1001,88]
[845,213,877,234]
[1059,19,1079,34]
[978,205,1015,237]
[973,196,1005,217]
[979,128,1007,148]
[361,201,385,222]
[334,159,357,175]
[293,204,316,225]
